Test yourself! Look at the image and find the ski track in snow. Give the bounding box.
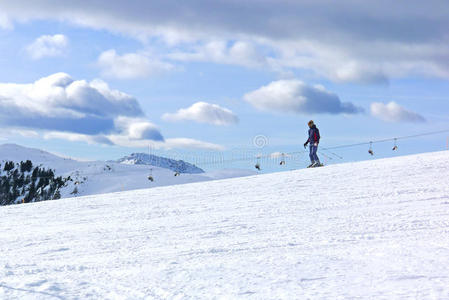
[1,151,449,299]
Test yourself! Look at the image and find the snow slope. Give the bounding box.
[0,144,255,200]
[1,151,449,299]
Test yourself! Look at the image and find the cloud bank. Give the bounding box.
[0,73,225,150]
[370,102,426,123]
[244,80,363,115]
[0,73,152,135]
[0,73,162,143]
[162,102,239,126]
[1,1,449,82]
[26,34,68,60]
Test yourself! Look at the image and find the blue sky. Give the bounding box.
[0,1,448,171]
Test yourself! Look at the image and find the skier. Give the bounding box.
[304,120,322,168]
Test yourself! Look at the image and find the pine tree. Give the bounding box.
[53,190,61,200]
[20,160,33,173]
[31,167,39,180]
[3,161,14,172]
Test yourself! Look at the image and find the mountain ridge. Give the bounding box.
[116,152,204,173]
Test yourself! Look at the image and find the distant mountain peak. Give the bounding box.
[117,153,204,174]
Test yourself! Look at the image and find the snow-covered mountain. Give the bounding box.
[1,150,448,298]
[0,143,78,171]
[0,144,255,202]
[116,152,204,173]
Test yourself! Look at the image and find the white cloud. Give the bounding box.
[161,138,225,151]
[0,72,143,122]
[98,49,174,79]
[370,102,426,123]
[11,129,40,138]
[168,41,266,68]
[0,12,13,29]
[26,34,68,60]
[0,128,39,139]
[114,117,164,140]
[0,73,164,142]
[244,80,363,115]
[162,102,239,126]
[44,132,113,145]
[104,135,225,151]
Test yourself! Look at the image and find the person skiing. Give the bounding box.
[304,120,321,168]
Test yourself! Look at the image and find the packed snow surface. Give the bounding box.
[1,151,449,299]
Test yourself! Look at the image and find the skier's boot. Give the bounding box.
[307,162,315,168]
[312,161,323,167]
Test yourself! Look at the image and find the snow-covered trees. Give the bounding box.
[0,161,67,205]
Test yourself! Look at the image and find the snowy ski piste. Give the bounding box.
[1,151,449,299]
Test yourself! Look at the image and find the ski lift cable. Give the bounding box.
[317,151,332,160]
[319,148,343,159]
[192,128,449,168]
[194,149,309,167]
[322,129,449,150]
[4,129,447,177]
